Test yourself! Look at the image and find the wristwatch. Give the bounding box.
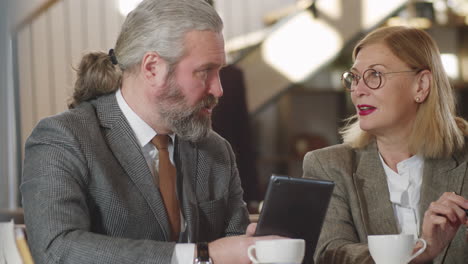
[194,242,213,264]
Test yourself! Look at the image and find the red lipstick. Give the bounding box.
[357,104,376,116]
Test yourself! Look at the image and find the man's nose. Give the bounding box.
[208,77,223,98]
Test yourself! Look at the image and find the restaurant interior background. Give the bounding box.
[1,0,468,212]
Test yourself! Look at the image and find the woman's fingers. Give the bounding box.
[441,192,468,209]
[426,201,466,223]
[426,213,460,230]
[427,192,468,223]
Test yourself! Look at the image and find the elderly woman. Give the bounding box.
[303,26,468,263]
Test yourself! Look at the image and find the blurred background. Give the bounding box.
[1,0,468,211]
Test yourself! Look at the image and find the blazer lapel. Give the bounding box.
[175,138,199,243]
[94,94,171,240]
[420,154,466,219]
[353,142,399,236]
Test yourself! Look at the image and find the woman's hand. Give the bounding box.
[412,192,468,263]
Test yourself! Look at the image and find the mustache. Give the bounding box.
[197,94,218,110]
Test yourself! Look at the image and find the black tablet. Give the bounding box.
[255,175,334,264]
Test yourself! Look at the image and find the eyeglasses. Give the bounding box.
[341,68,420,91]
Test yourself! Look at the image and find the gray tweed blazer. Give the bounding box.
[21,93,249,264]
[303,141,468,264]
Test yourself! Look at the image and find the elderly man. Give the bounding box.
[21,0,275,263]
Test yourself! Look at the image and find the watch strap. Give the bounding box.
[197,242,210,261]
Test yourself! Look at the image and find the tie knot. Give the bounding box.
[152,134,170,150]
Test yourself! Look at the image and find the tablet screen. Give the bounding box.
[254,175,334,264]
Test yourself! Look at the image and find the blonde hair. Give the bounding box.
[341,26,468,158]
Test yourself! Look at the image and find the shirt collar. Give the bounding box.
[116,89,175,147]
[379,153,424,205]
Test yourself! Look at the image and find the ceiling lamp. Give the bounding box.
[262,11,343,82]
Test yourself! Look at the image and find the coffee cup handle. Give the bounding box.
[407,238,427,262]
[247,245,259,263]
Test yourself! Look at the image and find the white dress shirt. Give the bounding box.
[116,90,195,264]
[380,154,424,238]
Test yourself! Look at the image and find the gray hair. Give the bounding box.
[68,0,222,108]
[115,0,223,72]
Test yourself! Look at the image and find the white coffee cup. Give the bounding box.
[247,238,305,264]
[368,234,427,264]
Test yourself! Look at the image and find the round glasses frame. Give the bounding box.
[341,69,420,91]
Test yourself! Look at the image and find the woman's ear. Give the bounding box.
[414,70,431,103]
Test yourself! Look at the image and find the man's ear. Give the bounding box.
[414,69,431,103]
[140,51,168,85]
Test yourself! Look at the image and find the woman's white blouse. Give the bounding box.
[380,154,424,238]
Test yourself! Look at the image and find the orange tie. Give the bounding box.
[152,135,180,241]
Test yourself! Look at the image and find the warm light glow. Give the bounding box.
[226,30,268,53]
[316,0,342,20]
[433,0,449,25]
[448,0,468,17]
[262,12,343,82]
[119,0,143,16]
[448,0,468,25]
[363,0,406,29]
[433,0,448,12]
[386,17,432,29]
[441,54,459,80]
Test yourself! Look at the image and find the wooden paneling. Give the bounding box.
[67,0,84,88]
[50,1,70,111]
[86,0,102,51]
[17,28,35,147]
[103,0,124,49]
[31,13,52,120]
[16,0,125,149]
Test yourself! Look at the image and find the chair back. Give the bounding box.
[0,208,24,224]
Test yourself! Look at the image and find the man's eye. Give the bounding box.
[196,70,208,79]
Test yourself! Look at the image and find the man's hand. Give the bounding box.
[246,223,257,236]
[208,223,281,264]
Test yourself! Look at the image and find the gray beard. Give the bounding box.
[157,77,217,142]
